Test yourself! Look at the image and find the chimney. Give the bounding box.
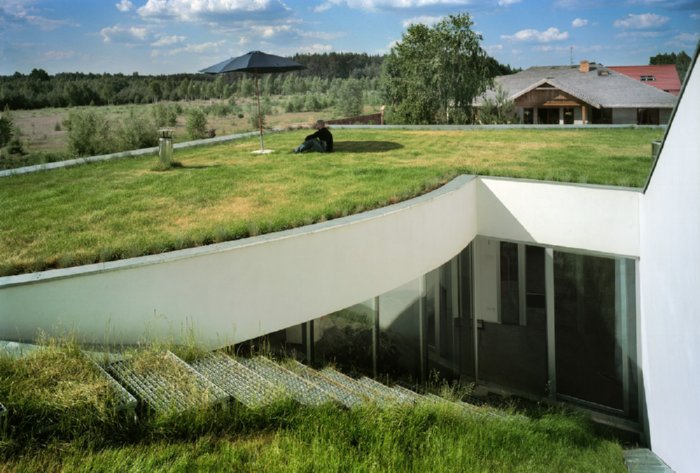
[579,60,590,73]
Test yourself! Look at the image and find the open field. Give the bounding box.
[10,99,362,154]
[0,127,661,276]
[0,342,628,472]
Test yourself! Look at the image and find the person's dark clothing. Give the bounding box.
[304,127,333,152]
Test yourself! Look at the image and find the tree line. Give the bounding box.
[0,53,387,110]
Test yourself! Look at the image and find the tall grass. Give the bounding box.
[0,128,661,276]
[0,341,629,472]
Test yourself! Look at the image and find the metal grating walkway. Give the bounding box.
[359,377,416,406]
[623,449,675,473]
[286,360,367,408]
[239,357,335,406]
[107,351,227,414]
[191,352,283,409]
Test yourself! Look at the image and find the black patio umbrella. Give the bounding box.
[201,51,305,153]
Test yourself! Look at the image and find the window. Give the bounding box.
[637,108,660,125]
[523,108,534,124]
[591,107,613,124]
[640,75,656,82]
[563,107,574,125]
[537,108,559,124]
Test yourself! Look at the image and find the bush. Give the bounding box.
[64,109,114,157]
[186,108,208,140]
[117,110,158,150]
[152,103,178,127]
[0,113,13,148]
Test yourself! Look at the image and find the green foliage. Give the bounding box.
[185,108,208,140]
[116,110,159,150]
[64,109,114,156]
[335,78,364,117]
[152,102,179,127]
[478,83,517,124]
[650,50,692,81]
[381,13,494,124]
[0,110,13,148]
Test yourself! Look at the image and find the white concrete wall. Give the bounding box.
[477,178,641,258]
[0,176,478,348]
[639,54,700,473]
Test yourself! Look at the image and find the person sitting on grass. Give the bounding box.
[293,120,333,153]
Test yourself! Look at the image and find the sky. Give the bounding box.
[1,0,698,75]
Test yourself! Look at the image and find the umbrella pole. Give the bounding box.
[255,74,264,151]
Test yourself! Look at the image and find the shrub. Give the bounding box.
[186,108,208,140]
[152,103,178,127]
[64,109,114,157]
[117,110,158,150]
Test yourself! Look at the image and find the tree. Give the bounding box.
[381,13,493,124]
[650,51,692,82]
[336,78,364,117]
[478,83,517,124]
[186,108,208,140]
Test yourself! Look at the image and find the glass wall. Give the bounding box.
[477,241,548,396]
[262,239,638,421]
[554,252,638,415]
[313,300,375,375]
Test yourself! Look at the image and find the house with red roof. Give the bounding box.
[608,64,682,95]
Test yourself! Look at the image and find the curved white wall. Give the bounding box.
[640,52,700,473]
[0,176,478,348]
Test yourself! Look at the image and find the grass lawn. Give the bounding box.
[0,127,661,276]
[0,342,628,472]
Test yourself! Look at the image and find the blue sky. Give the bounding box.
[1,0,698,75]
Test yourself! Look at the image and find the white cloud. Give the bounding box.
[138,0,290,22]
[311,0,472,11]
[402,15,442,27]
[169,40,226,55]
[100,25,150,43]
[616,30,664,38]
[43,50,77,60]
[295,43,334,53]
[498,0,521,5]
[0,1,78,30]
[501,27,569,43]
[116,0,133,12]
[613,13,669,29]
[151,35,186,47]
[572,18,589,28]
[691,13,700,19]
[484,44,503,53]
[667,31,700,47]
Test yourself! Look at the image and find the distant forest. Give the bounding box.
[0,52,519,111]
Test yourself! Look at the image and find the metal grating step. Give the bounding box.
[107,351,227,414]
[190,352,283,409]
[358,377,416,406]
[88,356,138,412]
[319,368,389,404]
[623,448,675,473]
[393,385,430,404]
[239,357,334,407]
[285,360,367,408]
